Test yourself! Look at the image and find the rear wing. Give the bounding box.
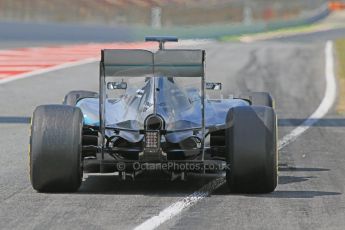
[101,49,205,77]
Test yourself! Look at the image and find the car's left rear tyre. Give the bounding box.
[30,105,83,192]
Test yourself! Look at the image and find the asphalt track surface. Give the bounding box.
[1,30,345,229]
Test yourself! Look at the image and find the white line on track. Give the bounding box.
[133,40,337,230]
[0,57,98,85]
[278,41,336,149]
[0,66,49,71]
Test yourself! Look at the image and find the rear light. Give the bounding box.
[145,131,160,150]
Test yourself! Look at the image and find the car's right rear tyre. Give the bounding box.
[30,105,83,192]
[63,90,98,106]
[225,105,278,193]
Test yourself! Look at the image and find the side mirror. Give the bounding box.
[206,82,222,90]
[107,81,127,90]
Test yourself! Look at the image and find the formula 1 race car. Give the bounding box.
[29,36,278,193]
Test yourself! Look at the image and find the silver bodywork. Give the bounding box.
[78,46,251,162]
[77,87,249,143]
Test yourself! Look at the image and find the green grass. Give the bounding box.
[220,23,320,42]
[263,24,319,34]
[336,39,345,80]
[219,35,241,42]
[335,38,345,114]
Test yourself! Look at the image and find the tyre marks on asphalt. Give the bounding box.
[279,41,336,149]
[134,41,337,230]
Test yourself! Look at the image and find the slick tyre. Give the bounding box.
[225,106,278,193]
[30,105,83,192]
[63,90,98,106]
